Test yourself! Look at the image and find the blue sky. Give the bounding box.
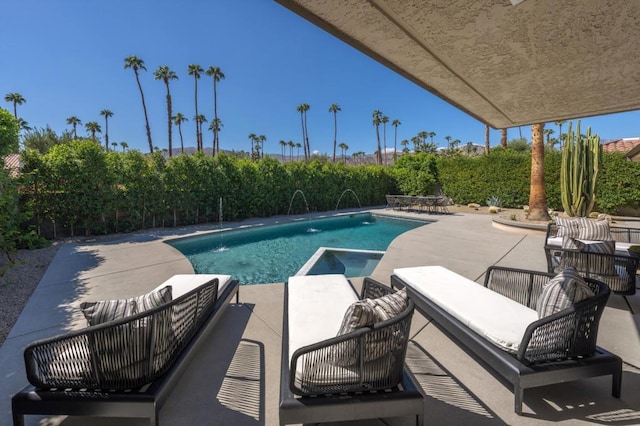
[2,0,639,156]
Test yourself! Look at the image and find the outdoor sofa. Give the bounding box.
[391,265,622,415]
[544,218,640,295]
[12,274,239,426]
[280,274,423,425]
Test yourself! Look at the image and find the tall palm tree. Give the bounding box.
[528,123,550,221]
[287,140,294,162]
[194,114,207,151]
[500,128,508,148]
[248,133,257,159]
[100,109,113,152]
[484,124,490,154]
[124,56,153,153]
[392,119,401,161]
[445,135,453,151]
[85,121,101,141]
[66,116,82,139]
[187,64,204,151]
[339,142,349,164]
[17,118,31,132]
[279,140,287,159]
[372,110,382,165]
[172,113,188,154]
[208,118,223,155]
[381,115,389,165]
[4,93,25,119]
[154,66,178,157]
[259,134,267,158]
[295,142,302,160]
[120,141,128,152]
[400,139,409,154]
[205,66,225,155]
[328,103,341,162]
[296,103,310,159]
[428,131,436,144]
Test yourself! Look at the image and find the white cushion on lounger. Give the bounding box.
[287,274,358,362]
[153,274,232,298]
[394,266,538,353]
[547,236,633,256]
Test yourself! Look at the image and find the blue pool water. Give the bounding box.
[167,213,427,285]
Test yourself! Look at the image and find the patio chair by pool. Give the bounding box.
[12,274,239,426]
[280,274,423,425]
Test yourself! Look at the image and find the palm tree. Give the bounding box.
[153,66,178,157]
[111,142,118,151]
[381,115,389,164]
[328,103,341,162]
[372,110,382,165]
[287,140,294,162]
[543,128,554,145]
[484,124,490,154]
[120,141,128,152]
[400,140,409,154]
[411,136,420,153]
[279,140,287,159]
[187,64,204,151]
[554,120,566,148]
[392,119,401,161]
[205,66,225,155]
[259,134,267,158]
[4,93,25,119]
[208,118,223,155]
[17,118,31,132]
[172,113,188,154]
[296,103,310,159]
[124,56,153,153]
[528,123,550,221]
[339,142,349,164]
[85,121,101,141]
[66,116,82,139]
[99,109,113,152]
[248,133,257,159]
[194,114,207,151]
[428,131,436,144]
[445,135,453,151]
[500,128,508,148]
[295,142,302,160]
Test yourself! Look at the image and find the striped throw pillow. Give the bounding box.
[574,239,617,276]
[577,218,612,241]
[536,268,594,318]
[81,286,172,326]
[333,288,408,365]
[554,217,580,237]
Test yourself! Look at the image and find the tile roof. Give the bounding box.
[601,138,640,153]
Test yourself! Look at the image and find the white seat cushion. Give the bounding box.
[153,274,232,298]
[287,274,358,362]
[393,266,538,353]
[547,236,633,256]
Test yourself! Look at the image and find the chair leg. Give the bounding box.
[613,369,622,398]
[623,295,634,314]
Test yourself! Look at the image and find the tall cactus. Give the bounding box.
[560,121,602,217]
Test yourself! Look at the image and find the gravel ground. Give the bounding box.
[0,244,59,347]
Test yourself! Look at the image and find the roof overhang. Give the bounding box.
[276,0,640,129]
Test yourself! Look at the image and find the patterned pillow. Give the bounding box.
[81,286,173,326]
[536,268,594,318]
[574,239,617,276]
[333,289,408,366]
[576,218,612,241]
[554,217,580,237]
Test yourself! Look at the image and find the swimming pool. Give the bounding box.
[167,213,428,285]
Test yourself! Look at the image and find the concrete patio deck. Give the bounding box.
[1,208,639,425]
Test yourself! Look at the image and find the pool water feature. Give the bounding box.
[168,213,428,285]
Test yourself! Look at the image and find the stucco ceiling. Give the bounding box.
[276,0,640,129]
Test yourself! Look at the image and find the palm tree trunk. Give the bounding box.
[104,119,109,152]
[375,125,382,165]
[194,78,200,151]
[135,70,153,153]
[500,128,507,148]
[484,124,490,154]
[304,112,310,159]
[166,83,173,157]
[528,123,550,221]
[214,80,219,155]
[333,112,337,163]
[178,123,184,153]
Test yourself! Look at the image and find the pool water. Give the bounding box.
[168,213,427,284]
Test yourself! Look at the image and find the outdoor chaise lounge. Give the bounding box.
[12,274,239,426]
[544,219,640,295]
[391,265,622,415]
[280,274,423,425]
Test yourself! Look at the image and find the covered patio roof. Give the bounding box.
[275,0,640,129]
